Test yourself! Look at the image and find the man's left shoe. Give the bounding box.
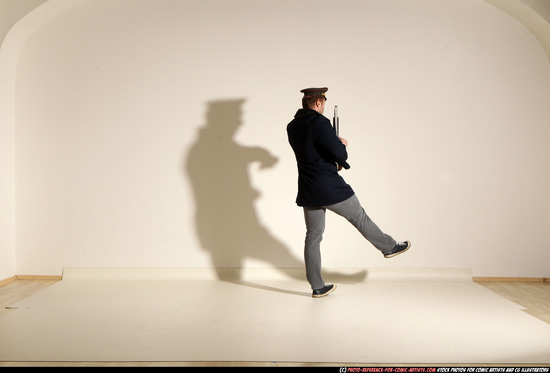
[384,241,411,258]
[312,284,336,298]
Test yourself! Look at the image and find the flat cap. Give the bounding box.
[300,87,328,100]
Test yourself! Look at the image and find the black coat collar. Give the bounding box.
[294,108,320,119]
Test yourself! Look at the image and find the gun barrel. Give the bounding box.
[333,106,339,136]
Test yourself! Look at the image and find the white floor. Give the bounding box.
[1,268,550,365]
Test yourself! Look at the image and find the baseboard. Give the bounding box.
[15,275,63,281]
[0,275,63,285]
[473,276,549,282]
[0,275,16,286]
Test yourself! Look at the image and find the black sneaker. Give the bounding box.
[312,284,336,298]
[384,241,411,258]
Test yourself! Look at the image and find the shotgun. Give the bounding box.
[332,106,339,136]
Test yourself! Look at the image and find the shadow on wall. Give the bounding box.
[185,99,367,291]
[185,99,305,282]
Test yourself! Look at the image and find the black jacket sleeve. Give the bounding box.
[314,117,351,169]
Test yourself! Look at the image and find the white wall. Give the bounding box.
[2,0,550,278]
[0,0,53,280]
[0,35,15,279]
[0,0,48,47]
[520,0,550,23]
[485,0,550,62]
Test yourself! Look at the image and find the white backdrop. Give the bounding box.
[3,0,550,277]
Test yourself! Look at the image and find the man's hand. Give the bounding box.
[337,137,348,171]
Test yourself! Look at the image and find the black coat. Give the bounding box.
[287,109,354,207]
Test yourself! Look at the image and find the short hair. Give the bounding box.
[302,95,326,109]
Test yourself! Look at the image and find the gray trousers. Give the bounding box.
[303,194,396,290]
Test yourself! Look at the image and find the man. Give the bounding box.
[286,87,411,298]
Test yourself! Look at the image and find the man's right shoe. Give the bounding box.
[383,241,411,258]
[312,284,336,298]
